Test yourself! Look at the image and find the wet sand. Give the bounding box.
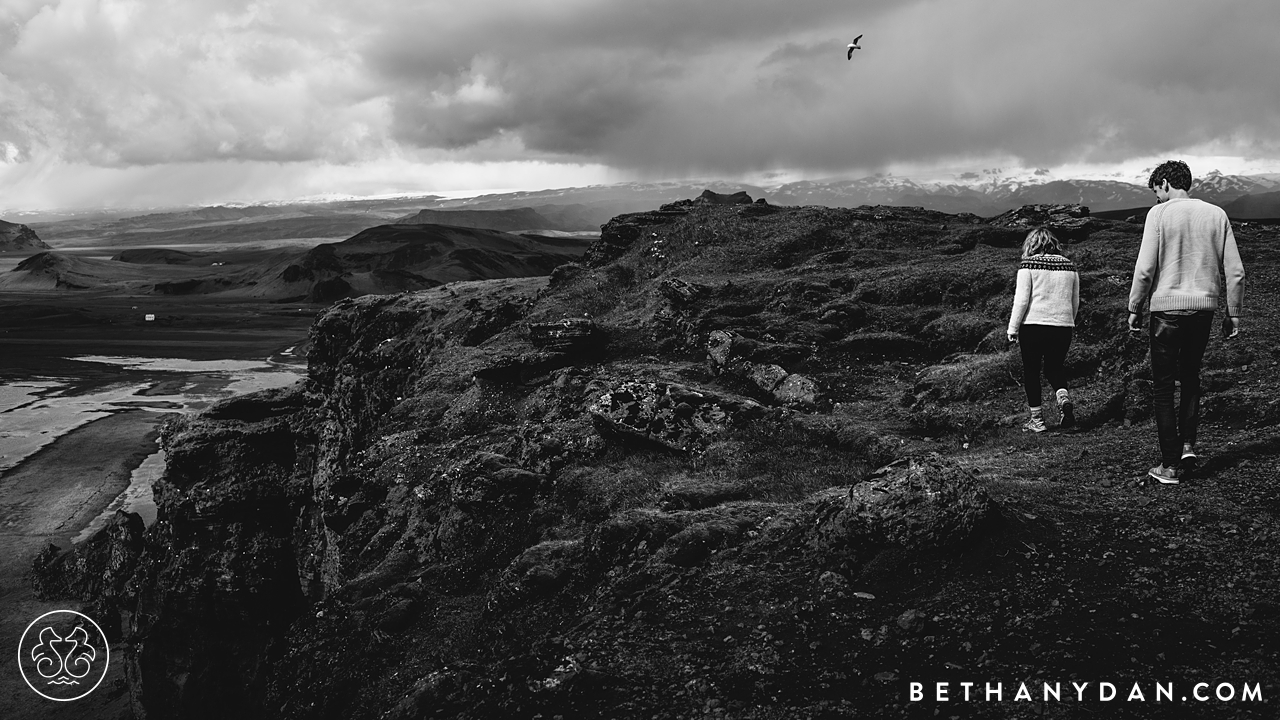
[0,410,166,719]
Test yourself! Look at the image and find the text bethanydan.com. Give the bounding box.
[909,681,1263,704]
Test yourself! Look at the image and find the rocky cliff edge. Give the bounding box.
[34,199,1280,719]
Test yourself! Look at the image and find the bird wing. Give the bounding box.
[854,34,863,44]
[847,46,854,59]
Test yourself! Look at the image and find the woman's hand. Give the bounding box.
[1007,332,1018,343]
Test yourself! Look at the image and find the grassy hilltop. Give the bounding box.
[36,196,1280,719]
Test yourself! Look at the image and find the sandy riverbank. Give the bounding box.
[0,409,166,719]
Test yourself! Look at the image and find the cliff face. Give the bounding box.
[124,387,317,717]
[48,199,1280,719]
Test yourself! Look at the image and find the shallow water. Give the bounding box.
[0,381,146,474]
[72,449,165,544]
[1,354,306,541]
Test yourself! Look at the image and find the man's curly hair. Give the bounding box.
[1148,160,1192,191]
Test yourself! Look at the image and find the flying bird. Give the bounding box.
[847,35,863,59]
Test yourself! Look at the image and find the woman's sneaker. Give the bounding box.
[1023,417,1047,433]
[1148,464,1182,485]
[1056,389,1075,428]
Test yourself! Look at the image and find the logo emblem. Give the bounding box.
[17,610,110,702]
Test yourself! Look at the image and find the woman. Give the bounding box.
[1007,227,1080,432]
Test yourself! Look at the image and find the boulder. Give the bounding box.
[807,454,993,560]
[749,363,790,393]
[706,331,826,408]
[696,189,753,205]
[588,380,766,453]
[773,373,823,410]
[658,277,709,308]
[528,316,598,351]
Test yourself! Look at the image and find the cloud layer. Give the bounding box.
[3,0,1280,207]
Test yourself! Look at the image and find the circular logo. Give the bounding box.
[17,610,111,702]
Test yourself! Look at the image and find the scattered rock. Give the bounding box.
[817,571,849,592]
[896,609,927,633]
[529,316,599,351]
[588,380,766,453]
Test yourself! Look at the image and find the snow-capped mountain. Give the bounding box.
[759,168,1280,215]
[1189,170,1280,206]
[13,169,1280,227]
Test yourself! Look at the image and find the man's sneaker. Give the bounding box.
[1023,417,1046,433]
[1059,400,1075,429]
[1148,464,1182,485]
[1181,443,1198,462]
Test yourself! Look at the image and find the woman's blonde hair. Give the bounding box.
[1022,227,1065,258]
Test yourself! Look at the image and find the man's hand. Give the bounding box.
[1226,316,1241,339]
[1127,312,1142,333]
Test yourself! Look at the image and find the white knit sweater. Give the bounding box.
[1127,197,1245,316]
[1007,254,1080,334]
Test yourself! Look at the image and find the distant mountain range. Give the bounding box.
[7,169,1280,256]
[396,169,1280,219]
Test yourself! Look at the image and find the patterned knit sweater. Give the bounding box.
[1007,254,1080,334]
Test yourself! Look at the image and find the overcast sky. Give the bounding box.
[3,0,1280,212]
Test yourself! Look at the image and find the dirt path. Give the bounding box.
[0,409,165,719]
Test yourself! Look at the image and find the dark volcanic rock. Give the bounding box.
[806,454,993,560]
[588,379,767,452]
[990,203,1099,243]
[706,330,826,408]
[696,189,753,205]
[585,210,686,267]
[124,388,317,719]
[0,218,49,250]
[79,199,1275,720]
[528,316,598,351]
[31,511,145,641]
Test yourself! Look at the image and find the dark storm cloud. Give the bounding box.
[371,0,1280,175]
[3,0,1280,187]
[369,0,901,164]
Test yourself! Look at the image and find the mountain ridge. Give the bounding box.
[14,170,1280,227]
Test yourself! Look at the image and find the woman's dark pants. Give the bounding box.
[1149,310,1214,467]
[1019,324,1073,408]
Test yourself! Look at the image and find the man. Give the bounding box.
[1127,160,1245,485]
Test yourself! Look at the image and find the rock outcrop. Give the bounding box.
[990,203,1099,243]
[0,218,49,251]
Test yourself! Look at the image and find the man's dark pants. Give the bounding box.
[1149,310,1214,467]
